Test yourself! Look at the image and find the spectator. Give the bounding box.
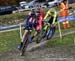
[59,0,70,29]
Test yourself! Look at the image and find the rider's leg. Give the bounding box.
[18,30,28,50]
[42,25,49,38]
[22,30,28,42]
[35,30,41,43]
[29,23,39,42]
[31,31,38,40]
[29,29,40,43]
[42,30,47,38]
[28,25,36,43]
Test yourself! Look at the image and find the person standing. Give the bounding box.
[59,0,70,29]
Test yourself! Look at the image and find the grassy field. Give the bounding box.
[0,29,75,52]
[47,33,75,47]
[0,30,20,52]
[0,8,49,26]
[0,11,29,26]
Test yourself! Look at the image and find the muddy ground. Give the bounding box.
[0,44,75,61]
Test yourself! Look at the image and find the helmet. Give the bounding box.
[50,8,55,12]
[50,8,57,16]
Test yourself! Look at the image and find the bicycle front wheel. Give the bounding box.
[20,32,29,56]
[46,27,55,40]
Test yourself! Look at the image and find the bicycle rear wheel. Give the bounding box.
[35,29,46,43]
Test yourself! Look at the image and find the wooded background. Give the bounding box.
[0,0,46,6]
[0,0,75,6]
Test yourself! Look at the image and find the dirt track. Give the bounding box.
[0,45,75,61]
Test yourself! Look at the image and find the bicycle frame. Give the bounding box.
[20,30,31,56]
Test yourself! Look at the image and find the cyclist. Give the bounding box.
[43,8,57,38]
[18,9,38,50]
[29,7,45,43]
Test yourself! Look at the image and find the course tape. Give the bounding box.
[0,19,49,30]
[57,15,75,22]
[0,22,25,30]
[0,15,75,30]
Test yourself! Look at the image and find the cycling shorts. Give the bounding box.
[25,22,38,30]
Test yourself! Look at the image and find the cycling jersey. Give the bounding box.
[44,9,57,30]
[44,9,57,24]
[36,13,44,31]
[25,12,38,30]
[36,8,44,31]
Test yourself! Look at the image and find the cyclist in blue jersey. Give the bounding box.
[18,9,39,50]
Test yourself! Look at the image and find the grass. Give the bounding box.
[0,30,21,52]
[0,8,49,26]
[0,11,29,26]
[47,33,75,47]
[0,29,75,53]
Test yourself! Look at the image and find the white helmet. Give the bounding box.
[50,8,55,12]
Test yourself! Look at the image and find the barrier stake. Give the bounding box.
[20,23,22,39]
[58,22,62,42]
[74,37,75,45]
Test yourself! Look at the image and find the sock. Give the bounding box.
[20,42,23,46]
[32,36,35,39]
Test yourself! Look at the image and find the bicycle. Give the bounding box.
[20,30,31,56]
[46,24,56,40]
[20,21,56,56]
[35,7,75,42]
[35,21,56,43]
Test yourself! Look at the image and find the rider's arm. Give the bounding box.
[23,16,30,30]
[52,11,57,24]
[44,10,51,20]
